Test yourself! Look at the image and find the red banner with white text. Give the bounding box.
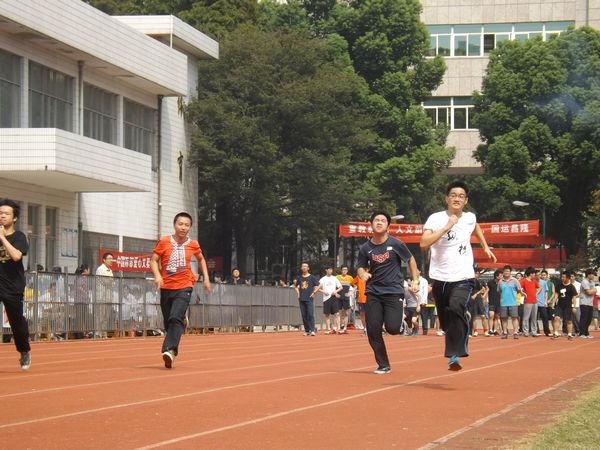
[338,220,550,245]
[99,250,151,272]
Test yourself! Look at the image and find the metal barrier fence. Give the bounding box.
[1,273,326,341]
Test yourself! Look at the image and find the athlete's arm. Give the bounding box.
[420,215,458,251]
[357,267,371,282]
[150,253,163,290]
[407,256,420,293]
[0,229,23,261]
[473,223,497,262]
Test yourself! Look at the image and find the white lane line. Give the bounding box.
[0,370,337,430]
[417,365,600,449]
[133,343,596,449]
[0,338,541,398]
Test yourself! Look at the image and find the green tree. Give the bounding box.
[187,27,376,276]
[584,190,600,267]
[472,27,600,259]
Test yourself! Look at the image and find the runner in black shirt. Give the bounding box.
[0,198,31,371]
[357,211,419,374]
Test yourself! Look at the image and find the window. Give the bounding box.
[0,49,21,127]
[427,21,574,58]
[45,207,57,271]
[124,98,157,169]
[428,25,451,57]
[29,62,73,131]
[423,97,451,126]
[83,84,117,145]
[423,97,475,130]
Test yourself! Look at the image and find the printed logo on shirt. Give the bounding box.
[0,245,9,263]
[372,251,390,263]
[458,244,467,255]
[446,230,456,241]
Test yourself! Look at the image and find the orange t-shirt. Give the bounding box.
[353,275,367,303]
[153,235,201,290]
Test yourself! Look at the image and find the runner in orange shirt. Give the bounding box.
[150,212,212,368]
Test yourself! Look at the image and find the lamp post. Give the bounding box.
[513,200,546,269]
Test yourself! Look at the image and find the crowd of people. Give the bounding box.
[294,265,600,341]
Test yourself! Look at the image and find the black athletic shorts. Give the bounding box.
[323,298,340,315]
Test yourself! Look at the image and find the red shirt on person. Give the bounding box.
[152,236,202,290]
[520,278,540,305]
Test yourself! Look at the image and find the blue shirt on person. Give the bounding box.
[498,278,520,307]
[536,279,548,307]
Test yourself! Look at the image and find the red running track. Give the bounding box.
[1,331,599,449]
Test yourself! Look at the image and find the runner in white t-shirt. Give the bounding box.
[420,181,496,371]
[317,267,343,334]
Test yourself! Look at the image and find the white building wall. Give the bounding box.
[1,2,216,272]
[80,49,201,243]
[0,0,188,95]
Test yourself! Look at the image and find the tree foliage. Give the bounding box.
[472,27,600,259]
[187,27,377,275]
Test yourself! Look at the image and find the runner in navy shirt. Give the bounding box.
[357,211,419,374]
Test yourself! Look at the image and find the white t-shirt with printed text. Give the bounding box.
[424,211,476,282]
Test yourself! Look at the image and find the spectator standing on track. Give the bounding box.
[486,269,502,336]
[336,265,354,332]
[570,273,581,335]
[420,181,497,371]
[515,272,524,333]
[578,269,597,338]
[151,212,212,369]
[553,271,578,340]
[403,279,420,336]
[520,267,541,337]
[357,211,419,374]
[468,271,488,337]
[352,270,368,336]
[420,277,436,336]
[317,266,342,334]
[546,271,559,336]
[536,270,551,336]
[95,252,114,338]
[593,285,599,331]
[294,262,319,336]
[0,198,31,371]
[498,265,521,340]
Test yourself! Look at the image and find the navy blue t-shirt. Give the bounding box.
[295,274,319,302]
[357,236,413,296]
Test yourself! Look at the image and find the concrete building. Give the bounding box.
[0,0,218,273]
[421,0,600,173]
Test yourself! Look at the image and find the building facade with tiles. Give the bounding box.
[420,0,600,173]
[0,0,218,273]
